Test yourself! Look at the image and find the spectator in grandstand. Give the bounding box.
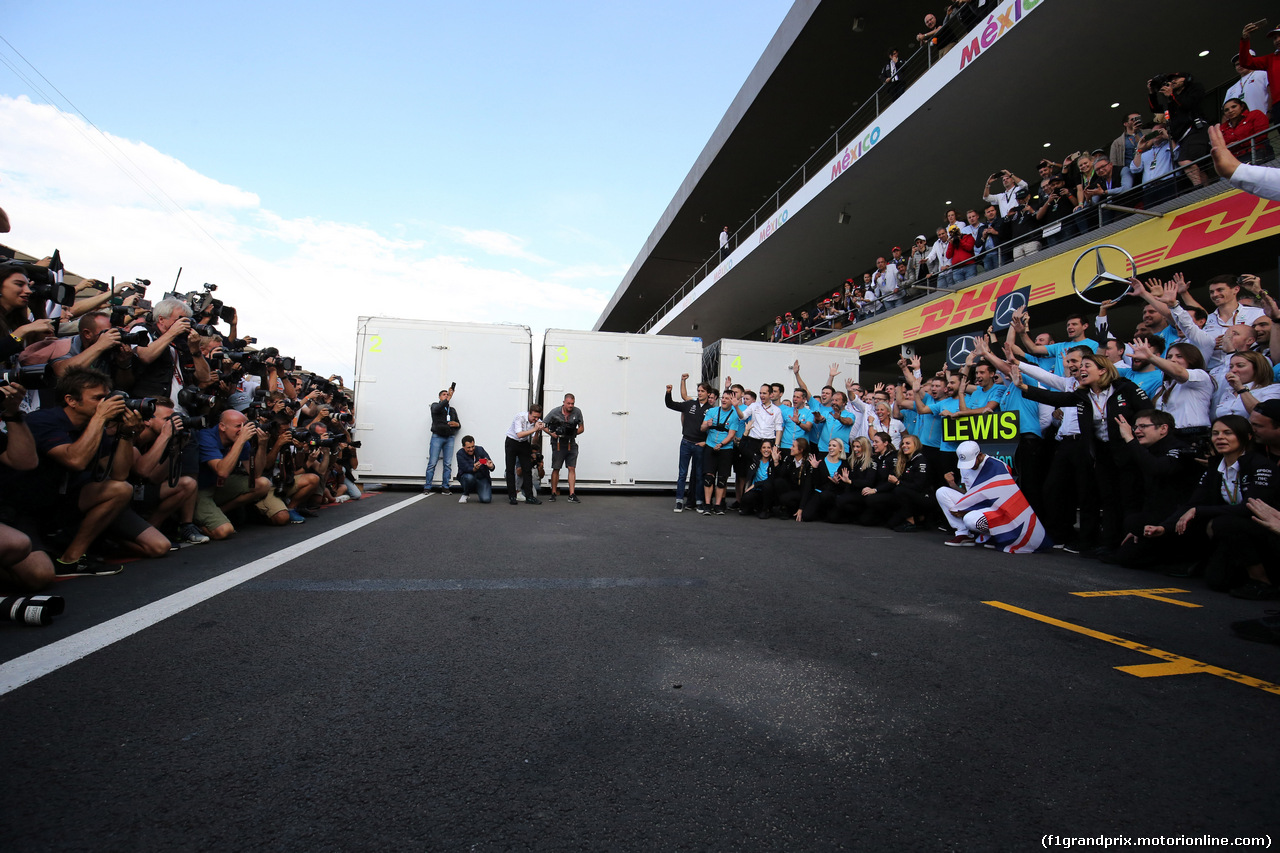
[879,48,904,103]
[1209,124,1280,200]
[935,440,1048,552]
[0,382,55,590]
[1239,21,1280,124]
[916,13,945,53]
[1147,71,1211,187]
[1131,124,1180,207]
[666,375,710,512]
[1034,173,1076,246]
[982,169,1030,217]
[1006,188,1042,259]
[872,257,902,310]
[719,226,729,263]
[455,435,495,504]
[906,236,930,294]
[1226,52,1272,116]
[1110,112,1147,186]
[927,227,951,287]
[976,205,1003,270]
[1220,98,1271,163]
[425,386,461,495]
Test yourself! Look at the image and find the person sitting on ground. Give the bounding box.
[935,440,1050,552]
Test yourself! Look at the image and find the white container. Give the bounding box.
[352,317,532,486]
[537,330,704,487]
[707,338,861,397]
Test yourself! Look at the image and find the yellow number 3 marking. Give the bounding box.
[556,347,569,363]
[731,356,742,372]
[369,335,382,353]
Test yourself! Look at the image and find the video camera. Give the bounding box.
[173,283,236,326]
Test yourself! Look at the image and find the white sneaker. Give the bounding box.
[458,495,467,503]
[334,495,351,504]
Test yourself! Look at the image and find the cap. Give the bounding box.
[892,246,902,252]
[1090,148,1105,157]
[1231,53,1241,63]
[1015,187,1030,198]
[832,292,840,297]
[1269,27,1280,38]
[1049,172,1066,182]
[1253,398,1280,424]
[915,234,927,242]
[956,441,982,469]
[785,312,793,317]
[1038,158,1054,167]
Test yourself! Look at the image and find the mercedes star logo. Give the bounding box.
[1071,244,1138,306]
[994,290,1028,330]
[947,335,975,367]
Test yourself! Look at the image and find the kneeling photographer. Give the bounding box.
[0,381,56,590]
[194,409,274,539]
[129,398,209,547]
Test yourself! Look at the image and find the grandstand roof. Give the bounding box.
[595,0,1272,341]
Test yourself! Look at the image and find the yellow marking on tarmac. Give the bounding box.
[1069,587,1201,608]
[983,601,1280,697]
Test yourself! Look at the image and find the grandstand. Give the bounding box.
[595,0,1279,379]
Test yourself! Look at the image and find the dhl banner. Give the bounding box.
[819,189,1280,356]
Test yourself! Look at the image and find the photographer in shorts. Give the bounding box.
[194,409,274,539]
[0,381,56,590]
[542,393,584,503]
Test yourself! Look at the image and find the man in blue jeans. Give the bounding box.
[455,435,495,504]
[665,375,711,512]
[425,385,461,494]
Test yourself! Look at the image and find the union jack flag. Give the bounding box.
[951,456,1051,553]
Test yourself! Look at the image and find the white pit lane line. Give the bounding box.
[0,493,428,697]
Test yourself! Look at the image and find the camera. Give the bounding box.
[177,385,216,414]
[117,328,151,346]
[0,363,54,391]
[104,389,158,419]
[9,260,79,308]
[331,412,353,424]
[191,323,217,336]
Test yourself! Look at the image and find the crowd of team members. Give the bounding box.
[0,252,364,597]
[765,21,1280,345]
[673,269,1280,601]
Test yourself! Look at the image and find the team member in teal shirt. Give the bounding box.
[778,389,813,450]
[700,395,741,515]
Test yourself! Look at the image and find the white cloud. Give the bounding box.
[441,226,549,263]
[0,95,609,379]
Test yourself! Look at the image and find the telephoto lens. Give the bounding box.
[1,594,66,626]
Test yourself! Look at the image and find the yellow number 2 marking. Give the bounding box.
[368,335,382,353]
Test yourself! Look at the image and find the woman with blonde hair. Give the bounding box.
[834,435,878,522]
[796,437,849,522]
[1013,354,1150,555]
[886,434,932,532]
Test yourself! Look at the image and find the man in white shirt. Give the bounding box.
[1210,124,1280,200]
[1202,274,1265,344]
[504,404,546,505]
[718,226,729,263]
[927,227,952,288]
[872,257,902,310]
[1226,54,1272,115]
[982,170,1030,217]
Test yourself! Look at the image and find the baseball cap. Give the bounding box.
[915,234,927,242]
[1253,398,1280,423]
[956,441,982,469]
[1038,158,1054,167]
[892,246,901,252]
[1269,26,1280,38]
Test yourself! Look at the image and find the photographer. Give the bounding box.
[45,311,135,391]
[0,382,55,590]
[194,409,274,540]
[542,393,584,503]
[1034,173,1076,247]
[257,422,322,523]
[425,384,461,495]
[1,264,57,365]
[1147,71,1210,187]
[1131,124,1180,207]
[981,169,1029,217]
[130,399,208,546]
[455,434,495,504]
[23,368,140,575]
[505,404,545,505]
[131,297,213,400]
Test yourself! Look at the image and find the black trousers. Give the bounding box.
[1013,433,1049,517]
[504,437,534,500]
[887,487,933,529]
[1043,436,1088,544]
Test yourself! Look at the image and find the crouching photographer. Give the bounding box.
[20,368,145,575]
[455,434,495,503]
[0,382,56,590]
[194,410,275,539]
[250,419,321,524]
[131,297,214,402]
[128,399,209,547]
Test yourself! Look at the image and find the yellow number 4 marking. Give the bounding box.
[731,356,742,372]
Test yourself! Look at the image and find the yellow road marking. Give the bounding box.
[1069,587,1201,608]
[983,600,1280,697]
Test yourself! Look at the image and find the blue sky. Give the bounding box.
[1,1,792,375]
